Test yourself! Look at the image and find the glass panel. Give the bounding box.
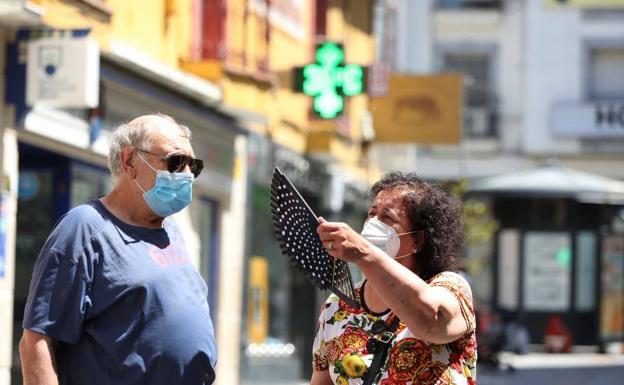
[70,162,112,207]
[241,185,300,384]
[198,199,219,326]
[600,235,624,341]
[523,232,572,311]
[13,169,56,385]
[575,231,596,311]
[497,229,519,310]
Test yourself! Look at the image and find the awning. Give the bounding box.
[468,164,624,204]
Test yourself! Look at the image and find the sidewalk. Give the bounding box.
[478,353,624,385]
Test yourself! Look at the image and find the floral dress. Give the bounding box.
[312,272,477,385]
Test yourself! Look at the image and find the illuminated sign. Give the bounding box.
[294,42,365,119]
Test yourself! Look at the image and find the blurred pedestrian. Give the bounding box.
[503,314,530,355]
[477,308,504,366]
[544,315,572,353]
[312,172,476,385]
[19,114,217,385]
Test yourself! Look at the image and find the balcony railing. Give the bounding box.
[463,107,498,139]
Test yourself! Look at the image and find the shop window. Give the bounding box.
[242,185,301,383]
[70,162,112,207]
[588,47,624,101]
[199,198,219,323]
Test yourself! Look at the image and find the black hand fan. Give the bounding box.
[270,167,360,309]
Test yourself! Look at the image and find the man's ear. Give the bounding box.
[120,147,137,179]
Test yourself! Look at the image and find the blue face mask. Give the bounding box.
[135,151,194,217]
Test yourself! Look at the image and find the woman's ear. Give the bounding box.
[415,230,425,252]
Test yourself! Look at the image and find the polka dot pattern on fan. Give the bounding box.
[270,168,359,308]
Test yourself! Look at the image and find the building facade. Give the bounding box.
[374,0,624,350]
[180,1,377,383]
[0,1,253,384]
[1,1,381,385]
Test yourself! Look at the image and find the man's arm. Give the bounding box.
[19,329,59,385]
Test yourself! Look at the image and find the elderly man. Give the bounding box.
[19,114,217,385]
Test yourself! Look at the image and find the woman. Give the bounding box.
[312,172,476,385]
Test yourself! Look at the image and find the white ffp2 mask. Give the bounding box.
[360,217,418,259]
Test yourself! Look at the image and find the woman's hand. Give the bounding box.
[317,218,469,345]
[316,217,379,263]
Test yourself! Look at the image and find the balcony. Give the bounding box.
[551,101,624,140]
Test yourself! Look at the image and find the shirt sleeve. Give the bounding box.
[22,245,92,344]
[312,302,330,371]
[429,272,476,334]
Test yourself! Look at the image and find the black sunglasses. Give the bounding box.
[138,149,204,178]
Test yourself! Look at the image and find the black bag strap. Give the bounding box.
[362,316,401,385]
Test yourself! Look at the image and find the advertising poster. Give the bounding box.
[523,232,572,311]
[601,236,624,341]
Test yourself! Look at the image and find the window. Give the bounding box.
[201,0,225,60]
[315,0,328,37]
[443,52,498,138]
[589,47,624,101]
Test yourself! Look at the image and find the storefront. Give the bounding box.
[11,140,111,382]
[241,135,323,384]
[241,133,371,383]
[4,36,250,384]
[469,164,624,352]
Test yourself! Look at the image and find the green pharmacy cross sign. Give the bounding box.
[294,42,365,119]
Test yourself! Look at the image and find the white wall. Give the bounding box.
[524,1,582,154]
[395,0,433,73]
[497,0,525,152]
[523,1,624,155]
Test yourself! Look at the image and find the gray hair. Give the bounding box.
[107,113,191,180]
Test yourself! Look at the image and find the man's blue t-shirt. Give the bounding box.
[23,200,217,385]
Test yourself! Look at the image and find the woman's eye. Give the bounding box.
[382,215,396,223]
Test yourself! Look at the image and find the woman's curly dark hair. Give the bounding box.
[370,171,463,280]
